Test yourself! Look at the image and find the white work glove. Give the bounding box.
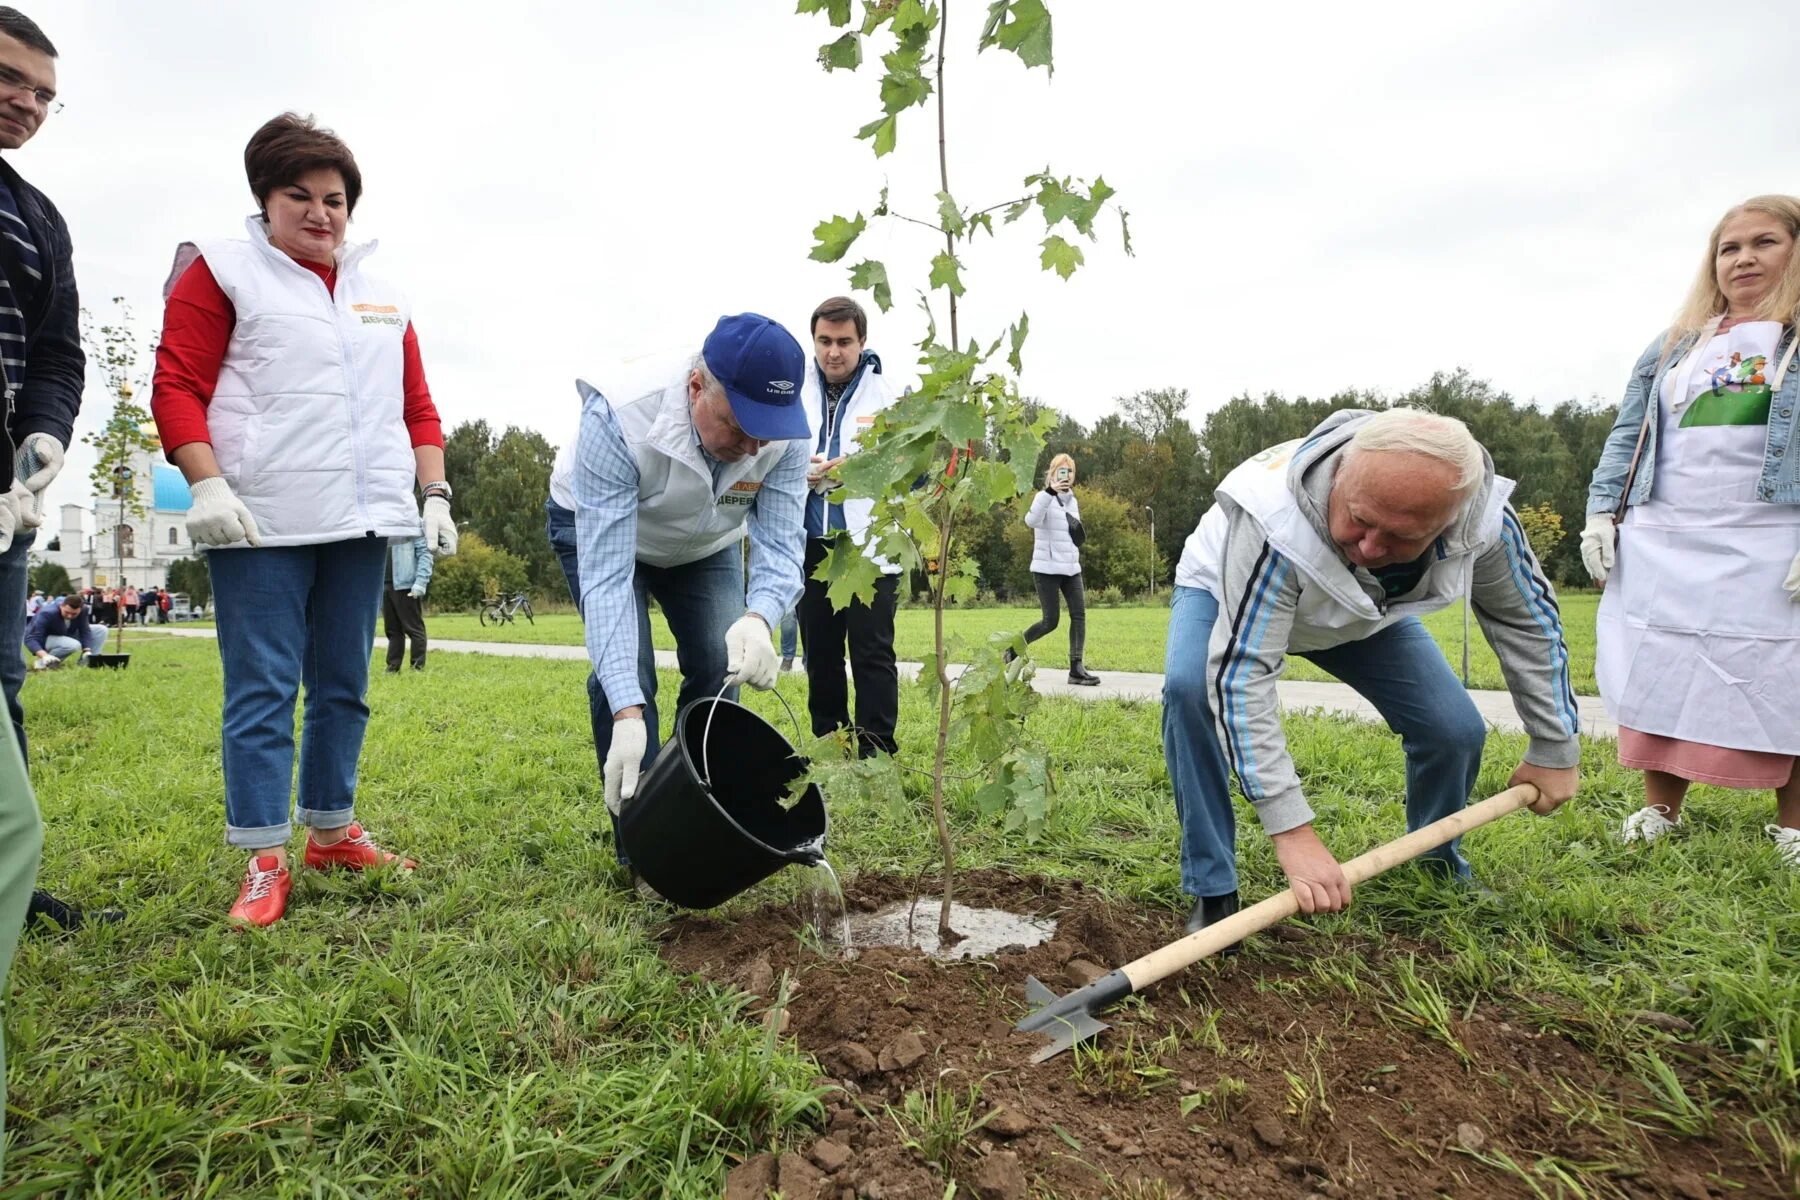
[604,714,647,816]
[1785,551,1800,601]
[186,476,262,547]
[0,485,16,554]
[807,455,842,496]
[723,613,779,691]
[408,583,428,600]
[1579,513,1615,586]
[12,433,63,528]
[422,494,457,556]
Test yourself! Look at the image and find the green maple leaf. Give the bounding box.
[879,64,931,115]
[935,190,966,238]
[978,0,1053,73]
[891,0,932,33]
[848,259,892,312]
[816,530,882,610]
[856,112,899,156]
[1119,207,1134,256]
[796,0,853,27]
[1039,234,1084,280]
[928,251,966,297]
[968,212,995,240]
[1002,197,1032,224]
[818,31,862,70]
[1008,312,1030,375]
[873,184,890,216]
[810,212,867,262]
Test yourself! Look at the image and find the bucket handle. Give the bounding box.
[698,681,806,792]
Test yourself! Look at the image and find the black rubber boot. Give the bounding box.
[1183,890,1242,954]
[1067,662,1100,685]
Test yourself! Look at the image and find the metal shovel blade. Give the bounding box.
[1015,974,1113,1063]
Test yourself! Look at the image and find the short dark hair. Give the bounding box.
[58,596,79,611]
[810,295,867,341]
[244,112,364,217]
[0,7,57,57]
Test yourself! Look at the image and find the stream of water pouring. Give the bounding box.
[806,859,854,960]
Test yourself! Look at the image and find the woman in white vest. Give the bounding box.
[1583,195,1800,868]
[1019,453,1100,684]
[149,113,457,927]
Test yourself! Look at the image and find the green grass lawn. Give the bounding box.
[419,591,1603,694]
[7,637,1794,1195]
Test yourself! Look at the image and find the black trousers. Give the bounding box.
[798,536,900,757]
[1022,571,1086,664]
[382,588,428,669]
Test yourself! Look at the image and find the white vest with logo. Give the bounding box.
[800,361,902,574]
[1180,438,1511,652]
[582,358,797,568]
[189,217,420,547]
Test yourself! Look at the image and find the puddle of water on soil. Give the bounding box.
[848,899,1058,960]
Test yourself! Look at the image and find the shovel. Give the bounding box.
[1016,782,1541,1062]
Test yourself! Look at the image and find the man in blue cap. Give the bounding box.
[565,314,812,878]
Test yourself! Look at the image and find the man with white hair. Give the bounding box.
[1165,408,1580,940]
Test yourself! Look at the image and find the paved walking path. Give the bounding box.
[152,627,1614,738]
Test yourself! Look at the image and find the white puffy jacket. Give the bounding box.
[801,357,902,574]
[1025,488,1082,576]
[177,217,420,547]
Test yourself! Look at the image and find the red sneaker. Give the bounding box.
[303,823,416,873]
[229,855,291,927]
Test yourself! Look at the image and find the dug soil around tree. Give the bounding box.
[661,871,1782,1199]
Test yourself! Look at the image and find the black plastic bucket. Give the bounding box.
[617,696,827,909]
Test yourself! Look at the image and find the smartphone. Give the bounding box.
[1055,467,1072,482]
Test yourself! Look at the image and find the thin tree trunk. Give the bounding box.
[931,516,958,944]
[937,0,957,351]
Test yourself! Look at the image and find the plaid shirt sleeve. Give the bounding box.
[572,383,645,711]
[743,438,811,628]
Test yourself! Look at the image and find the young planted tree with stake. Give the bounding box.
[83,299,159,653]
[797,0,1130,940]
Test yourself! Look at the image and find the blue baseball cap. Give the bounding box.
[702,313,809,442]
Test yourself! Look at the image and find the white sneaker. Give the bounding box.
[1621,805,1680,844]
[1767,825,1800,869]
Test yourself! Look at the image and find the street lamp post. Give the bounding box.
[1144,505,1155,596]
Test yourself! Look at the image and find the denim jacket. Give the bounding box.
[1587,324,1800,515]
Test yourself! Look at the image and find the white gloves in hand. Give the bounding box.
[422,494,457,556]
[1785,552,1800,602]
[604,715,647,816]
[408,583,428,600]
[807,455,840,496]
[186,476,262,547]
[1579,513,1615,586]
[0,486,17,555]
[724,613,779,690]
[12,433,62,528]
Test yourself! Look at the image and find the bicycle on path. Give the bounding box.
[479,591,535,627]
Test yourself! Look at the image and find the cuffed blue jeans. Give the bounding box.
[548,500,743,863]
[1163,585,1485,898]
[208,538,388,849]
[2,529,34,757]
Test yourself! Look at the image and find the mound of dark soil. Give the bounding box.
[662,871,1779,1199]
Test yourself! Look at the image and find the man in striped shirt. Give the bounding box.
[1164,409,1580,943]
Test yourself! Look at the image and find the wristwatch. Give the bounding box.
[423,480,453,501]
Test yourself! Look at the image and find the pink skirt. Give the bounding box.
[1618,727,1796,789]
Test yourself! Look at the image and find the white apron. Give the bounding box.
[1596,320,1800,752]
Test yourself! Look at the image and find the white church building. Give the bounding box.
[42,437,195,591]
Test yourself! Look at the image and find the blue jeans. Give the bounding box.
[1,529,34,757]
[779,607,798,660]
[42,629,108,661]
[547,500,744,862]
[208,538,388,849]
[1164,585,1485,898]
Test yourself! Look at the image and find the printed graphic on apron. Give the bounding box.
[1680,351,1771,428]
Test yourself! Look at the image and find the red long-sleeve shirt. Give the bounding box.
[150,255,445,454]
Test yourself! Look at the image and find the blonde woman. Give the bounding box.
[1020,453,1099,684]
[1583,195,1800,867]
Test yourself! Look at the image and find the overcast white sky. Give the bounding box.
[18,0,1799,526]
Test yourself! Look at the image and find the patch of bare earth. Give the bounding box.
[664,871,1783,1199]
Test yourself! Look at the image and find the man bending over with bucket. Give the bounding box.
[1164,408,1581,943]
[564,314,811,891]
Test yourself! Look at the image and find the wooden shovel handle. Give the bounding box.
[1120,783,1540,992]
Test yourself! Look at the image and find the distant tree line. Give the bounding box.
[176,372,1605,616]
